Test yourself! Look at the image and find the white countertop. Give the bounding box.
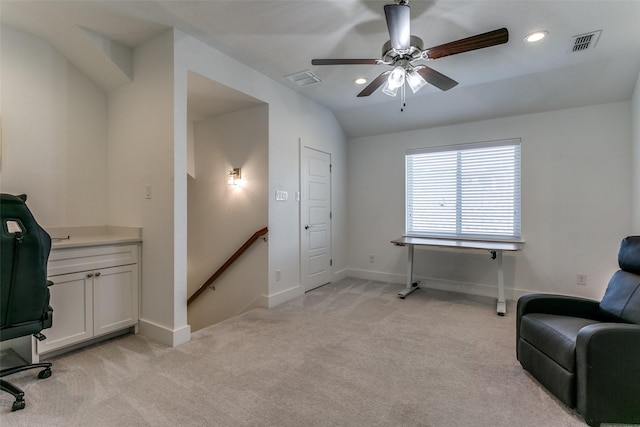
[48,226,142,249]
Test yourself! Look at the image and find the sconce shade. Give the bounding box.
[227,168,242,185]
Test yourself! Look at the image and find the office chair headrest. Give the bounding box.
[619,236,640,275]
[1,193,27,204]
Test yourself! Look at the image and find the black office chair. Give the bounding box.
[1,194,53,411]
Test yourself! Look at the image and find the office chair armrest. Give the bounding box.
[576,323,640,426]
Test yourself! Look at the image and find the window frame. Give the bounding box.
[405,138,522,242]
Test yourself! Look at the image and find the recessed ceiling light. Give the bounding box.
[525,31,548,43]
[354,77,367,85]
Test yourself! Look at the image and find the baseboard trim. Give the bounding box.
[333,268,349,282]
[138,319,191,347]
[261,284,304,308]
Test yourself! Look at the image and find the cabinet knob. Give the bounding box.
[87,273,93,278]
[95,271,101,277]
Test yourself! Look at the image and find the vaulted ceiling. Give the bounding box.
[2,0,640,138]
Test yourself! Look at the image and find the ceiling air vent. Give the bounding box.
[285,70,321,87]
[569,30,601,53]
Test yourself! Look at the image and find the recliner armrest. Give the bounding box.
[517,294,601,319]
[576,323,640,426]
[516,294,600,360]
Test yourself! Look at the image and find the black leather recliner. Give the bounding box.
[1,194,54,411]
[516,236,640,427]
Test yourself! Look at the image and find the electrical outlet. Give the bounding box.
[577,274,587,286]
[275,270,281,281]
[145,185,152,199]
[369,254,375,263]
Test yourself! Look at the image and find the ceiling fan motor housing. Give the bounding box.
[382,35,424,65]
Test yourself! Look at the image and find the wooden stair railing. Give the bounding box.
[187,226,268,306]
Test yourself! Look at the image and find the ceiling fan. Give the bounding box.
[311,0,508,105]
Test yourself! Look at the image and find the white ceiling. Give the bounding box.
[2,0,640,138]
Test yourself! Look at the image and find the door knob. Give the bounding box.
[305,225,311,230]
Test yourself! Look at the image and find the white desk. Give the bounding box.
[391,237,522,315]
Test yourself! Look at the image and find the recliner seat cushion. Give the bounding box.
[520,313,602,372]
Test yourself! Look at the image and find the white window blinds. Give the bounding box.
[406,138,521,241]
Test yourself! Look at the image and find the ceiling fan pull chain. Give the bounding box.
[401,83,406,112]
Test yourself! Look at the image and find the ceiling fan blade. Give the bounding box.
[425,28,509,60]
[357,70,391,97]
[416,66,458,91]
[384,4,411,50]
[312,59,380,65]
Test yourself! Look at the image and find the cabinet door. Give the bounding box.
[37,271,93,353]
[93,264,139,337]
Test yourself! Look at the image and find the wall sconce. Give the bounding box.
[227,168,241,185]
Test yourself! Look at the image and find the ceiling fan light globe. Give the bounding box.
[382,81,399,97]
[387,66,406,90]
[407,69,428,93]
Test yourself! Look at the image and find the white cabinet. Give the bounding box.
[37,271,93,352]
[36,244,139,357]
[93,264,138,336]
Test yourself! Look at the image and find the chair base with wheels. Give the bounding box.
[1,355,52,411]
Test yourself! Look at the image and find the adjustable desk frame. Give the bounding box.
[391,237,521,315]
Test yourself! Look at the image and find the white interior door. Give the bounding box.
[301,146,332,292]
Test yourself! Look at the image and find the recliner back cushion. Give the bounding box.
[619,236,640,275]
[598,270,640,324]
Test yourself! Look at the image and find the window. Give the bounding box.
[406,138,521,241]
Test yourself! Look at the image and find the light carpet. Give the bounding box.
[1,278,607,426]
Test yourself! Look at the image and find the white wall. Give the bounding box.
[632,72,640,234]
[107,30,191,346]
[2,25,347,348]
[187,105,269,331]
[347,102,633,301]
[0,25,108,227]
[173,30,348,309]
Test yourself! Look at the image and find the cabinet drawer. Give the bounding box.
[48,244,138,276]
